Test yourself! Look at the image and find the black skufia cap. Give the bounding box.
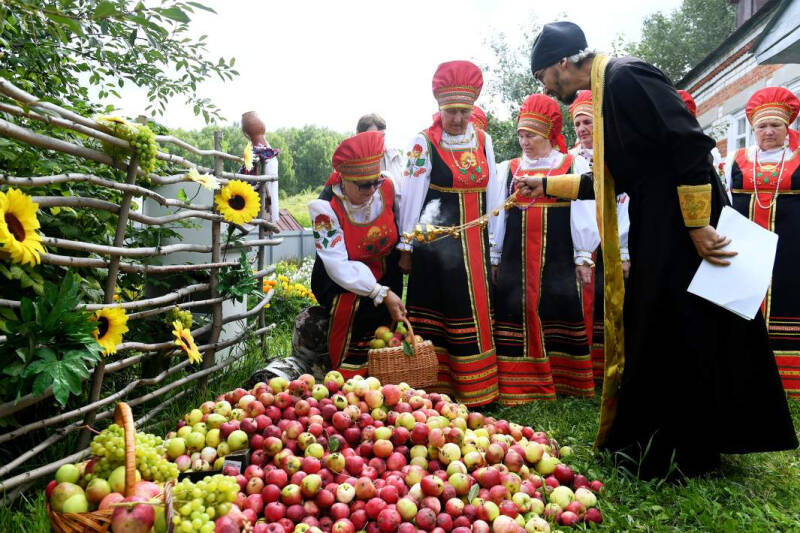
[530,21,588,74]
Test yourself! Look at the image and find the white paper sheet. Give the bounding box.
[687,206,778,320]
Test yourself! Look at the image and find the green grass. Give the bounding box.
[281,187,322,228]
[486,397,800,532]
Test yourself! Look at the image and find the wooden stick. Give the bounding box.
[39,235,282,258]
[79,154,139,450]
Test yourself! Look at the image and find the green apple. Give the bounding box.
[205,429,221,448]
[55,464,80,484]
[165,438,186,460]
[62,493,89,513]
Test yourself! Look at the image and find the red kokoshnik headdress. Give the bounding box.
[432,61,483,110]
[326,131,385,186]
[518,93,567,154]
[568,90,592,122]
[471,106,488,131]
[677,90,697,117]
[746,87,800,150]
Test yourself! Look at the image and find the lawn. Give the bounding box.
[281,187,322,228]
[2,287,798,533]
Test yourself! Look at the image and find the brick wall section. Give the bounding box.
[696,64,782,117]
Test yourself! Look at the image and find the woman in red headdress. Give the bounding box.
[726,87,800,396]
[398,61,501,406]
[567,90,630,383]
[471,106,488,132]
[488,93,593,403]
[309,131,406,378]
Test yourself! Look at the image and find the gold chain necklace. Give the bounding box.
[752,147,787,210]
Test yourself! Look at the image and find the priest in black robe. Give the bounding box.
[522,21,797,479]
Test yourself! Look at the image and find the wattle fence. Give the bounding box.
[0,78,282,501]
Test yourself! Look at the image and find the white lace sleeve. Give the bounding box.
[308,200,386,303]
[569,154,600,265]
[396,134,432,252]
[490,159,510,265]
[616,194,630,262]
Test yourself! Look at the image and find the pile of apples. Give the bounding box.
[368,323,423,350]
[169,372,605,532]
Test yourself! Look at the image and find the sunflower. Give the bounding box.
[91,307,129,355]
[0,188,46,266]
[214,180,260,225]
[186,168,220,191]
[172,320,202,364]
[243,142,254,172]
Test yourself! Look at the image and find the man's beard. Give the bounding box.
[561,90,579,105]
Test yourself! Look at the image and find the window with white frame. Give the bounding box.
[733,111,752,149]
[791,81,800,133]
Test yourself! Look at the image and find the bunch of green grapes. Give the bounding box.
[130,124,158,175]
[172,475,240,533]
[96,117,158,175]
[166,306,193,329]
[89,424,178,482]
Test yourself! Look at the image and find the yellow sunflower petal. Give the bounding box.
[0,188,46,266]
[214,180,260,225]
[186,168,220,191]
[172,320,202,364]
[91,307,129,355]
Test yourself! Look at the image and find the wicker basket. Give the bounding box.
[48,402,173,533]
[368,316,437,389]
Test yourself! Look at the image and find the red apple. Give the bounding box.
[110,496,154,533]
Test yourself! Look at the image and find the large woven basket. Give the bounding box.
[368,316,437,389]
[48,402,173,533]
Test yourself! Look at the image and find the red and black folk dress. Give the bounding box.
[490,152,594,404]
[309,179,403,378]
[728,145,800,396]
[399,123,499,406]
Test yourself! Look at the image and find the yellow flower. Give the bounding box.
[214,180,260,225]
[91,307,129,355]
[172,320,202,364]
[243,142,254,172]
[97,115,130,126]
[186,168,220,191]
[0,188,46,266]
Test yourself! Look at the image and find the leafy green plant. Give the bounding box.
[1,272,103,406]
[218,251,258,303]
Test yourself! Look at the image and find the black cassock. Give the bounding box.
[560,57,797,479]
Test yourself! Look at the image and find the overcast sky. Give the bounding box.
[112,0,683,148]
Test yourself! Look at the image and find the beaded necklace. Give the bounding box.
[752,146,788,210]
[509,154,557,211]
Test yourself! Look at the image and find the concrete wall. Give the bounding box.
[263,229,315,263]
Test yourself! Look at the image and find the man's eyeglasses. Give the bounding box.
[354,178,385,191]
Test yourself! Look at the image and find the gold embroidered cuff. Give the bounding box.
[677,183,712,227]
[545,174,581,200]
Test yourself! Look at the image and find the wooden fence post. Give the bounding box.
[78,154,139,450]
[201,131,224,394]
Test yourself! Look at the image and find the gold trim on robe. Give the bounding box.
[544,174,582,200]
[677,184,712,227]
[591,54,627,448]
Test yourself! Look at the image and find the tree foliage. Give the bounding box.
[0,0,238,121]
[625,0,736,83]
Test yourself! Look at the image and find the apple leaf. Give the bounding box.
[328,437,339,453]
[402,340,413,356]
[468,483,480,502]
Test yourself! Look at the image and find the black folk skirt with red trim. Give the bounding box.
[405,150,498,406]
[311,250,403,379]
[494,200,594,404]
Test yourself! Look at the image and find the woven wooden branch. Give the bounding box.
[0,358,191,445]
[1,173,211,211]
[40,253,239,273]
[155,135,243,162]
[40,235,282,258]
[0,101,129,149]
